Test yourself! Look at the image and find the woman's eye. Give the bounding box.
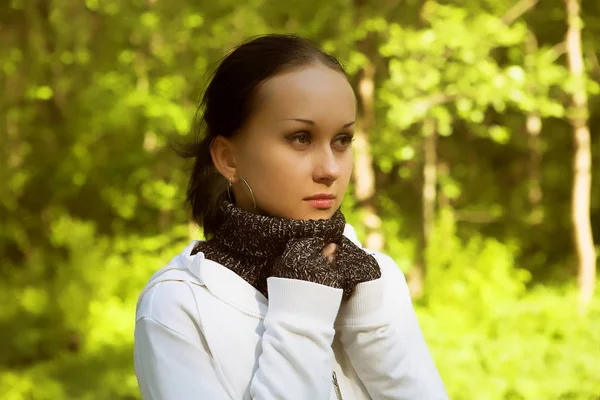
[289,132,311,145]
[333,134,355,148]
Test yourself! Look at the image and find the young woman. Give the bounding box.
[134,34,448,400]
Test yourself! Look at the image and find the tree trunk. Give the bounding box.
[352,0,384,252]
[525,33,544,225]
[526,112,544,224]
[410,119,437,299]
[353,60,384,251]
[564,0,597,313]
[422,119,437,245]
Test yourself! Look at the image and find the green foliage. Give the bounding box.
[420,285,600,400]
[1,0,599,398]
[0,222,189,399]
[425,208,530,309]
[418,210,600,400]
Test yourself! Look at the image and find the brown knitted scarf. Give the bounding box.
[192,194,381,300]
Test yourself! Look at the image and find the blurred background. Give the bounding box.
[1,0,599,399]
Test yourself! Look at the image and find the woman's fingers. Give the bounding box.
[322,243,337,264]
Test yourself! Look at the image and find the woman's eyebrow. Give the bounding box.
[285,118,356,128]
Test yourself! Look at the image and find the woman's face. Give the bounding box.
[227,63,356,221]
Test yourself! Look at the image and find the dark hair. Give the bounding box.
[178,34,347,238]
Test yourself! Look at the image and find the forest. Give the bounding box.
[1,0,599,399]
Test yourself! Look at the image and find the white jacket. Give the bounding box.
[134,226,449,399]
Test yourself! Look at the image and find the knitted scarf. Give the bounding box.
[192,193,380,300]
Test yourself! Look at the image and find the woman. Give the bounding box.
[134,34,448,400]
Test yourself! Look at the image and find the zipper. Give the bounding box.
[332,371,343,400]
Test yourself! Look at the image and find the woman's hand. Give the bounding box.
[335,238,381,301]
[270,238,344,289]
[270,238,381,300]
[322,243,337,265]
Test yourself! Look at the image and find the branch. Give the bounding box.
[413,92,454,113]
[454,210,500,224]
[502,0,539,25]
[585,48,600,81]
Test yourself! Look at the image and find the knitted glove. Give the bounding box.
[270,237,344,289]
[336,237,381,301]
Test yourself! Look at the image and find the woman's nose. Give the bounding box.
[313,149,341,184]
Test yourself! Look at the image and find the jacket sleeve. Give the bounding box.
[250,277,342,398]
[134,278,343,400]
[335,253,449,400]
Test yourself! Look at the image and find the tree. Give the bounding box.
[564,0,597,313]
[351,0,385,252]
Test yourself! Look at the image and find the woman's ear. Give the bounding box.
[210,136,237,180]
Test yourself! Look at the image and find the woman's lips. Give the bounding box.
[305,198,335,209]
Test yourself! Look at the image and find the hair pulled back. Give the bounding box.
[179,34,346,238]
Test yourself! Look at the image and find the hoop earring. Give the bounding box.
[227,176,257,210]
[227,176,234,203]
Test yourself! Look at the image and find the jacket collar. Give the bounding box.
[179,241,269,317]
[177,223,362,318]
